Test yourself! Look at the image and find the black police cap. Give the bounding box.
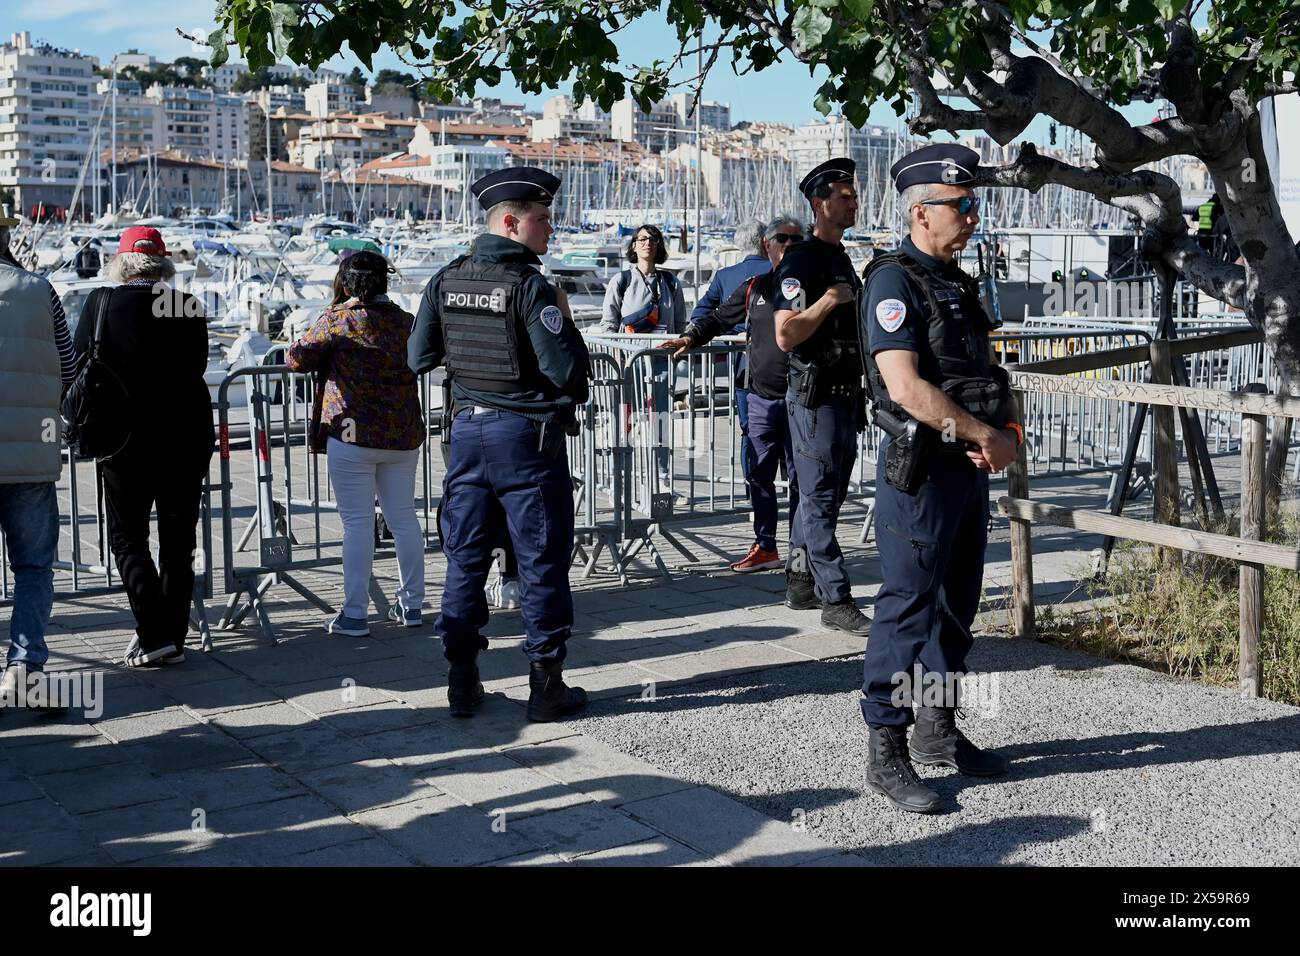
[890,144,981,192]
[471,166,561,210]
[799,157,856,199]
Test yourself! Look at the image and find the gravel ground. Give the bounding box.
[571,635,1300,865]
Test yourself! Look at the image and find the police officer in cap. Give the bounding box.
[773,158,871,635]
[859,143,1020,812]
[409,166,591,722]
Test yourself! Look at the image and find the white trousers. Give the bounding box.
[326,437,424,619]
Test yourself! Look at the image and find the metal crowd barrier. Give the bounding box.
[0,442,218,649]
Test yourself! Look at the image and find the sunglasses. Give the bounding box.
[919,196,981,215]
[768,234,802,245]
[634,235,661,245]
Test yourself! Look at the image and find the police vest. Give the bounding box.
[788,268,863,389]
[742,275,790,400]
[1197,202,1215,234]
[438,256,550,395]
[861,251,993,418]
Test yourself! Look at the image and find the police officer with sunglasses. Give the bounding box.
[857,144,1021,812]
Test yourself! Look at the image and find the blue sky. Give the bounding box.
[2,1,1157,139]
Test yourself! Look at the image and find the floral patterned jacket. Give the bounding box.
[287,297,424,451]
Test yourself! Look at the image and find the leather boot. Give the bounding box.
[447,659,484,718]
[526,660,587,722]
[865,724,943,813]
[785,571,820,610]
[909,705,1009,776]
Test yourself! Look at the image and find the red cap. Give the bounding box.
[118,226,171,257]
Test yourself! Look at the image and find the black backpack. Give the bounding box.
[61,287,131,460]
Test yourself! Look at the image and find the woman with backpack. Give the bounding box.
[70,227,214,667]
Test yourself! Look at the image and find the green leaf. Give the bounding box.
[208,29,229,69]
[843,0,875,20]
[793,6,833,50]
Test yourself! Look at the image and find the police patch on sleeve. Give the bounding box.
[540,305,565,334]
[781,277,802,301]
[875,298,907,333]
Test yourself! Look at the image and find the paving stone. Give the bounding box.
[85,681,178,722]
[351,795,539,866]
[510,803,660,860]
[38,762,180,815]
[164,676,283,715]
[207,702,319,739]
[488,850,571,866]
[570,837,715,867]
[425,753,591,818]
[243,723,375,775]
[637,643,806,683]
[498,664,659,705]
[205,793,362,861]
[769,630,870,661]
[506,735,693,807]
[123,727,255,773]
[290,837,414,867]
[297,759,442,814]
[281,680,399,716]
[4,735,128,775]
[620,787,839,867]
[78,798,217,864]
[94,707,206,743]
[0,825,101,866]
[317,702,443,738]
[159,760,306,812]
[359,722,496,772]
[0,710,104,749]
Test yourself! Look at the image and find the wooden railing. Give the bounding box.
[1001,326,1295,697]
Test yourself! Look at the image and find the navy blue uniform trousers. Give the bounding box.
[861,435,989,728]
[786,391,859,604]
[436,408,574,665]
[746,392,798,552]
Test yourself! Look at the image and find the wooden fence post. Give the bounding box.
[1006,390,1035,639]
[1149,340,1181,564]
[1240,383,1267,698]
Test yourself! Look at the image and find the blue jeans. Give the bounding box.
[746,392,797,552]
[436,409,574,665]
[736,385,757,485]
[0,482,59,671]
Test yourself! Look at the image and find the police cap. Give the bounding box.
[890,143,981,192]
[799,157,856,199]
[471,166,561,210]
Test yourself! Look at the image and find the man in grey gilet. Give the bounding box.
[0,211,72,708]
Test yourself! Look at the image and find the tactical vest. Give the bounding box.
[743,274,789,401]
[861,251,993,418]
[789,256,863,390]
[438,255,549,395]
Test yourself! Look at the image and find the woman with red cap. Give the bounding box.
[72,226,215,667]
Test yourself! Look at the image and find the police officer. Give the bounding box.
[409,166,591,723]
[773,158,871,635]
[859,144,1020,812]
[659,214,806,573]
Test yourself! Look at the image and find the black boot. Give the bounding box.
[447,659,484,718]
[526,660,587,722]
[865,724,943,813]
[785,571,820,610]
[820,598,871,635]
[909,705,1009,776]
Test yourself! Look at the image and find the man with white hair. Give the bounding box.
[689,218,772,494]
[0,209,78,709]
[858,143,1020,812]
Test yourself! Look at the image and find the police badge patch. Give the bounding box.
[781,277,801,300]
[540,305,565,334]
[875,298,907,333]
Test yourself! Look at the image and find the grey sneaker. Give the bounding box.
[387,601,422,627]
[325,612,370,637]
[123,633,186,668]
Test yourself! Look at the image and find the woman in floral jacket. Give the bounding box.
[287,252,426,636]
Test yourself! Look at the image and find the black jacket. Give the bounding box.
[71,283,214,463]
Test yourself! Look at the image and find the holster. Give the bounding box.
[875,406,930,494]
[535,419,569,459]
[439,379,453,465]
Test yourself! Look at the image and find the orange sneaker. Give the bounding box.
[731,544,781,573]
